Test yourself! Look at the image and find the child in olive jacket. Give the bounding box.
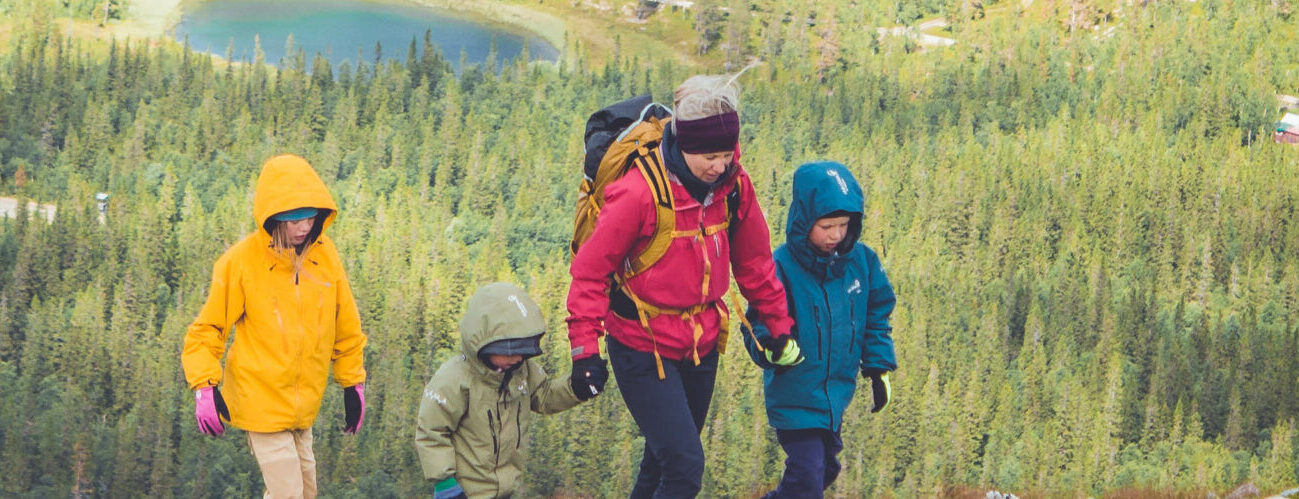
[416,282,602,498]
[744,161,897,498]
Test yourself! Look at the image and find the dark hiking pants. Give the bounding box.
[608,336,719,499]
[763,428,844,499]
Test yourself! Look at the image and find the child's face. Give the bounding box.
[488,354,523,372]
[281,218,315,246]
[808,215,851,255]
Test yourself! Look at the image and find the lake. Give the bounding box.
[173,0,559,70]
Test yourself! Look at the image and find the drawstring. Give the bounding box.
[727,287,763,354]
[618,281,667,380]
[685,311,703,366]
[636,302,667,380]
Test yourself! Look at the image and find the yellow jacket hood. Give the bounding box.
[253,154,338,235]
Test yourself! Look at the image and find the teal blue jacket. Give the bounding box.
[744,161,896,431]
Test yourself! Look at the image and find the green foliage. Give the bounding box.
[60,0,124,21]
[1,0,1298,496]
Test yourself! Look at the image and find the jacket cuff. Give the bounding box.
[861,360,897,373]
[569,335,602,360]
[861,366,890,377]
[764,317,794,338]
[433,477,463,499]
[189,378,218,390]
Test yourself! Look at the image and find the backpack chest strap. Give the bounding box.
[671,221,730,239]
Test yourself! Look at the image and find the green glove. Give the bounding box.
[762,336,805,367]
[864,369,891,413]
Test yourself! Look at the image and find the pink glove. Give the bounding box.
[343,384,365,434]
[195,386,229,436]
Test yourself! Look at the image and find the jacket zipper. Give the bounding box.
[487,409,499,466]
[698,216,709,300]
[294,275,303,425]
[812,304,825,362]
[275,288,303,426]
[820,280,835,430]
[849,300,857,355]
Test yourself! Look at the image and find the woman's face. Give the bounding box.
[682,150,734,184]
[284,218,315,246]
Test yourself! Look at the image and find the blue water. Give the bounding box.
[174,0,559,70]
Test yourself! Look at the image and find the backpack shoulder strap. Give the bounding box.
[626,147,676,276]
[725,175,743,236]
[634,150,672,209]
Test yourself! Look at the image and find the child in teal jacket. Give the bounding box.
[744,161,897,498]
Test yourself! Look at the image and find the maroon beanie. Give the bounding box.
[674,111,739,154]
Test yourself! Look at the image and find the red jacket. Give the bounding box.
[567,157,794,361]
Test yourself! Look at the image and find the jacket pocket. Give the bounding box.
[849,301,858,359]
[813,304,824,361]
[486,409,501,467]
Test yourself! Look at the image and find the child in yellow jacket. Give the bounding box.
[182,154,367,499]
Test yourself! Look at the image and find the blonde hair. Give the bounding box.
[270,221,308,278]
[672,62,759,120]
[673,74,742,121]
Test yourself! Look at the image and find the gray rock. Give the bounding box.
[1226,483,1261,499]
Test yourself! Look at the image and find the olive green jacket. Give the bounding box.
[415,283,581,498]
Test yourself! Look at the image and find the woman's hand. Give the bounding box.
[570,356,609,401]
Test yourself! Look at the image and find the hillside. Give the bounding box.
[1,0,1298,497]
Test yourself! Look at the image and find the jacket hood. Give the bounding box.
[459,283,548,374]
[786,161,864,278]
[253,154,339,237]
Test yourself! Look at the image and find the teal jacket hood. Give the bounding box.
[786,161,865,279]
[744,161,896,431]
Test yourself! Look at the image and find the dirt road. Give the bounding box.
[0,197,56,223]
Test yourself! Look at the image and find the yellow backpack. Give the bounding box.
[571,95,677,277]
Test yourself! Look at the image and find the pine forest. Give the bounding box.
[1,0,1298,496]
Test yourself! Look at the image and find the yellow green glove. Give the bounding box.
[864,369,891,413]
[762,336,805,367]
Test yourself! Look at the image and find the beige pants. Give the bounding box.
[247,429,317,499]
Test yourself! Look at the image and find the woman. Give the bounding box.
[566,74,803,498]
[182,153,368,499]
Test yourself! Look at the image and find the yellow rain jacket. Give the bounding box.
[182,154,367,433]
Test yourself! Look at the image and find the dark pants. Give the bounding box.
[608,336,719,499]
[764,428,844,499]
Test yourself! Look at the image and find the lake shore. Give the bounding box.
[128,0,185,36]
[6,0,699,70]
[111,0,569,62]
[403,0,568,61]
